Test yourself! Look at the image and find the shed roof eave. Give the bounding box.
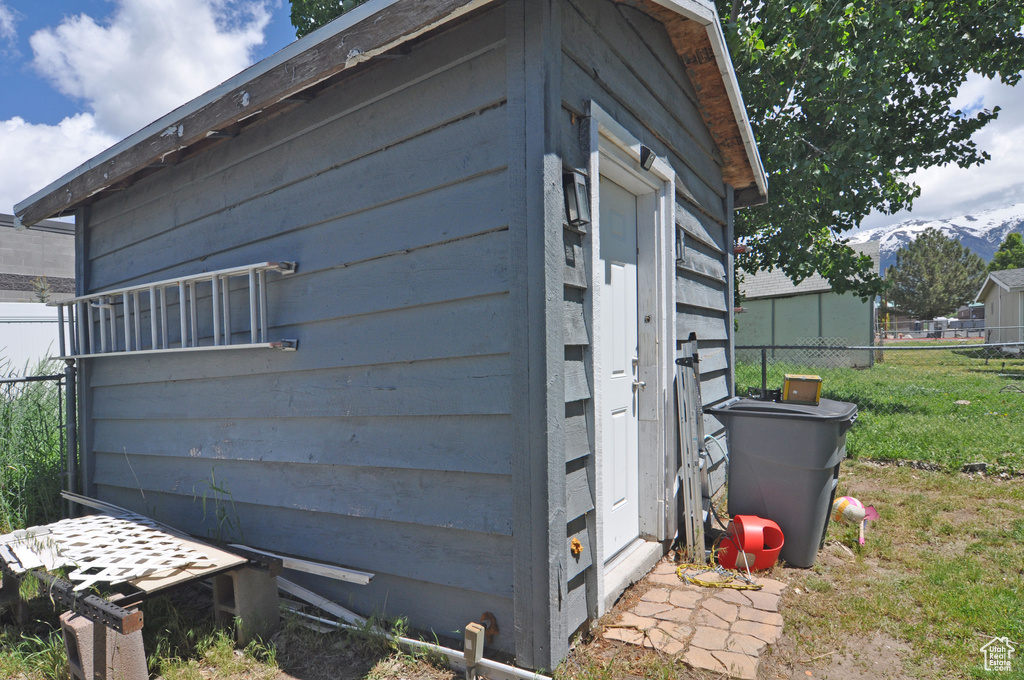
[13,0,397,223]
[14,0,493,227]
[742,289,832,301]
[705,12,767,200]
[639,0,767,202]
[16,0,768,226]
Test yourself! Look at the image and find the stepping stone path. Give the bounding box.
[600,560,787,679]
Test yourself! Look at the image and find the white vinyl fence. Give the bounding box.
[0,303,61,375]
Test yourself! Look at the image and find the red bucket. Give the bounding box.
[716,515,785,571]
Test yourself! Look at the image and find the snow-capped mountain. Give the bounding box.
[847,203,1024,272]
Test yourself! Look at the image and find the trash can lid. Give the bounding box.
[708,397,857,421]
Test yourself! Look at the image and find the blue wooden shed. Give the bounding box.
[15,0,766,669]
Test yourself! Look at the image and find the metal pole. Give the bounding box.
[761,347,767,397]
[58,372,65,518]
[64,359,78,517]
[57,304,66,358]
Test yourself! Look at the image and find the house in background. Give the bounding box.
[15,0,766,668]
[955,302,985,327]
[0,213,75,372]
[0,213,74,302]
[977,267,1024,344]
[736,242,879,367]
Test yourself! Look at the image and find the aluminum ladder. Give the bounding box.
[51,262,297,359]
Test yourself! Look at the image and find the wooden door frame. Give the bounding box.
[585,102,676,615]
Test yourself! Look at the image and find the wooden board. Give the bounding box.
[560,57,726,222]
[90,166,510,293]
[561,0,721,186]
[564,401,591,463]
[563,228,589,290]
[565,525,592,582]
[564,346,591,402]
[129,539,246,594]
[98,485,515,598]
[87,292,512,387]
[630,0,761,193]
[676,275,728,314]
[679,242,728,283]
[87,6,508,244]
[677,202,725,254]
[90,354,513,420]
[92,414,514,475]
[0,513,245,594]
[565,462,594,522]
[675,340,705,564]
[563,288,589,346]
[93,453,514,536]
[676,310,729,342]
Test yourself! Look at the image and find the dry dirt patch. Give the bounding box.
[761,631,913,680]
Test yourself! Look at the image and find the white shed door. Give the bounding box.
[599,175,640,560]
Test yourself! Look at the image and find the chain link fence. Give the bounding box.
[0,364,67,531]
[735,339,1024,473]
[875,319,988,340]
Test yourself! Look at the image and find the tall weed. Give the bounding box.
[0,357,65,532]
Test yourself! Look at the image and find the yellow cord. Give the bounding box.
[675,563,764,590]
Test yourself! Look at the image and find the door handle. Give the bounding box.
[632,380,646,391]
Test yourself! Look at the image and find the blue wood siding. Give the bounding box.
[80,5,515,650]
[558,0,734,637]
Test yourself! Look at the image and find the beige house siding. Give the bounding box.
[0,214,75,302]
[978,268,1024,344]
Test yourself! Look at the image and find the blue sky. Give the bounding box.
[0,0,298,214]
[1,0,1022,228]
[0,0,296,126]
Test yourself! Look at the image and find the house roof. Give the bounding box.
[0,212,74,235]
[14,0,767,228]
[975,267,1024,302]
[740,241,880,300]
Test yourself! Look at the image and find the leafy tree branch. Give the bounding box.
[716,0,1024,298]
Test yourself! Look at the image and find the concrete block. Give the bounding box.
[59,610,147,680]
[212,567,280,645]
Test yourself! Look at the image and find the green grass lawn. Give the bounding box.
[778,462,1024,679]
[3,344,1022,680]
[736,342,1024,472]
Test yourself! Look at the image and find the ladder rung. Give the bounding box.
[179,282,187,348]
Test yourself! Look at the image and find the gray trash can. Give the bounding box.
[708,397,857,568]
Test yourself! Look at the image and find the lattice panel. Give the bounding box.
[0,513,215,592]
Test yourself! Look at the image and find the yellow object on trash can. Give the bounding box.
[783,374,822,405]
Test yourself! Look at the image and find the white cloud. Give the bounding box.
[860,73,1024,229]
[31,0,271,138]
[4,0,272,217]
[0,1,17,46]
[0,115,117,214]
